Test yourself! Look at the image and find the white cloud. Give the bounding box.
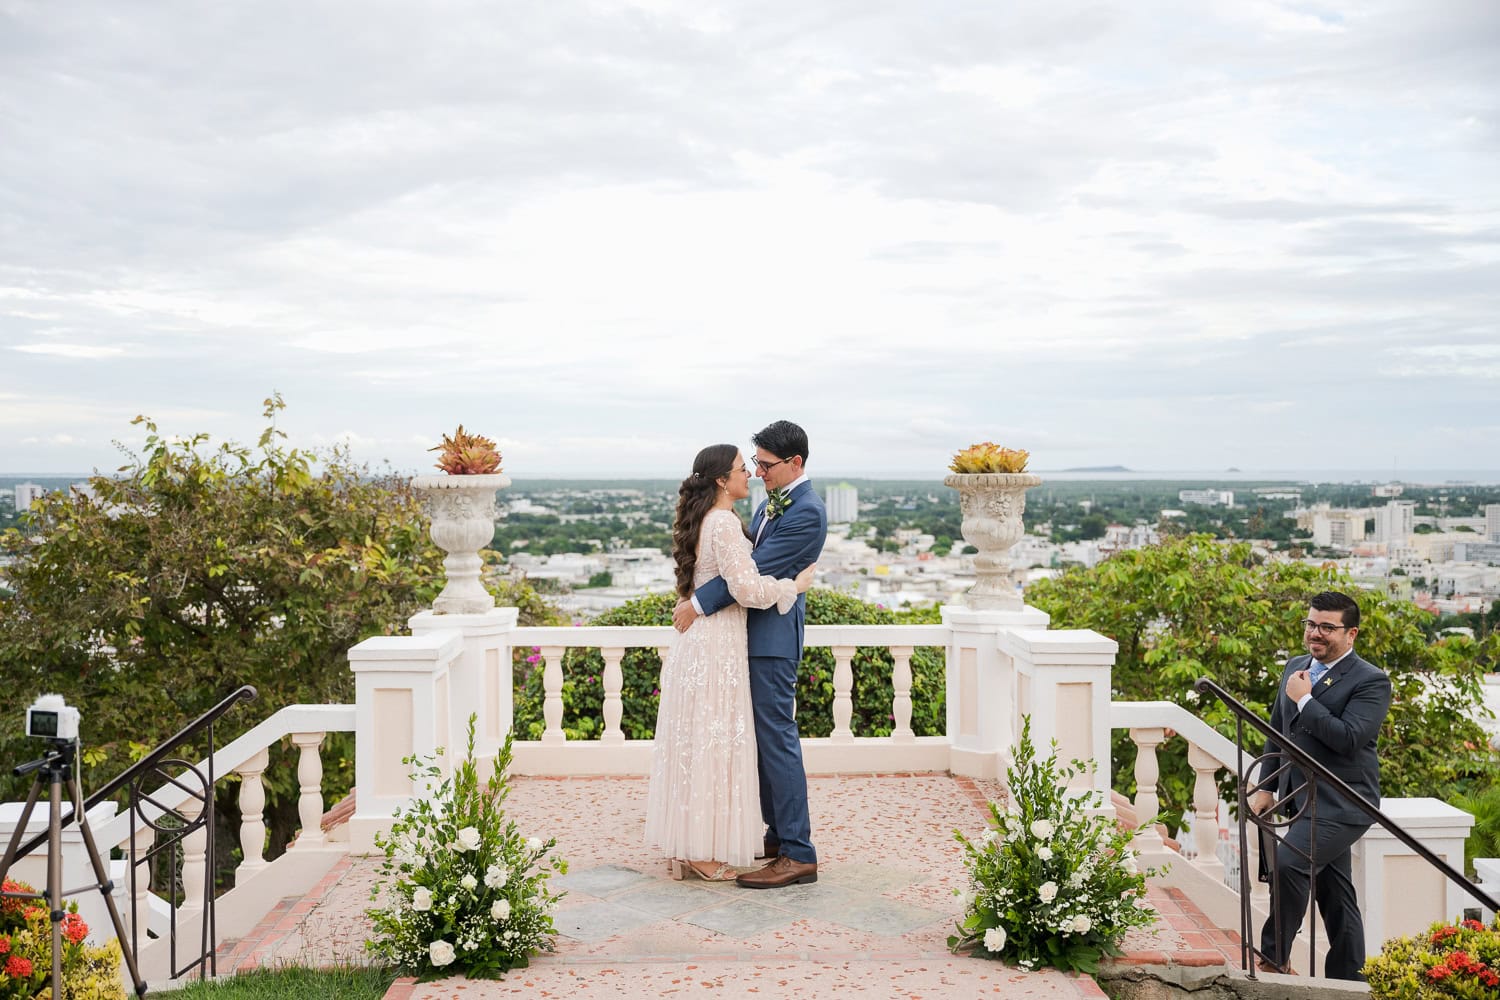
[0,0,1497,476]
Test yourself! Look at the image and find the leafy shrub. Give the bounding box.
[0,879,126,999]
[366,718,566,980]
[1364,916,1500,998]
[948,717,1160,973]
[511,589,945,740]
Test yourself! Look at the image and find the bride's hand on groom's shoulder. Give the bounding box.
[672,600,699,633]
[794,563,816,594]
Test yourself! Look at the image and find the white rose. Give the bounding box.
[428,940,455,967]
[983,926,1007,952]
[411,887,433,912]
[526,837,543,853]
[456,827,482,852]
[459,873,478,891]
[485,865,508,889]
[980,829,998,845]
[1036,846,1052,861]
[1030,819,1054,840]
[1038,881,1058,903]
[492,898,511,921]
[1121,853,1138,873]
[1072,915,1092,934]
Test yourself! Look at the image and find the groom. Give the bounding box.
[673,419,827,888]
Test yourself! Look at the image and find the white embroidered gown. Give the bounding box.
[644,508,797,867]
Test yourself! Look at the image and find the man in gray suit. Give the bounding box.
[1248,591,1392,981]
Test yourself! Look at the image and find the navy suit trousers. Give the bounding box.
[749,654,815,863]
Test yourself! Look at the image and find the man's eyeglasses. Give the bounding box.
[753,456,791,472]
[1301,620,1351,636]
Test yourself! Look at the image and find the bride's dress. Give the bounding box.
[644,508,797,867]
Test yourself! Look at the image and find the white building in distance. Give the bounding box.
[825,483,858,524]
[1373,500,1416,544]
[13,482,46,511]
[1487,503,1500,543]
[1179,489,1234,506]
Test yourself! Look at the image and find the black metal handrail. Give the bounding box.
[12,685,258,859]
[1194,676,1497,975]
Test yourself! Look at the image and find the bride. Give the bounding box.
[643,444,814,881]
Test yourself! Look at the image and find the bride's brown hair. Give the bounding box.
[673,444,746,598]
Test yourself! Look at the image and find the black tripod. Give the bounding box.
[0,740,146,998]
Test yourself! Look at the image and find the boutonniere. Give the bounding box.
[766,488,793,519]
[1323,675,1335,687]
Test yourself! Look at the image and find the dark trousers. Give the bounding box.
[748,654,816,863]
[1259,815,1370,981]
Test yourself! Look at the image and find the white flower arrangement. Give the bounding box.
[949,716,1163,974]
[366,717,568,980]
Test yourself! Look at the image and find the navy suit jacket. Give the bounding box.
[1261,650,1392,825]
[694,480,827,661]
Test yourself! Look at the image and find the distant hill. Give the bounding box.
[1059,465,1132,473]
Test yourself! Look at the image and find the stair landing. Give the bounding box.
[215,773,1237,997]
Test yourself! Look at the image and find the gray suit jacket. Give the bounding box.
[1261,650,1392,825]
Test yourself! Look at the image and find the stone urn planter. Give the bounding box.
[943,472,1042,610]
[412,472,510,614]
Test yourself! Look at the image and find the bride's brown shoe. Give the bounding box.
[688,861,738,882]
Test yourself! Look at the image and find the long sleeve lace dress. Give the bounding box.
[643,508,797,867]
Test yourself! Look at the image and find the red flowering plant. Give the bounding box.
[0,879,124,999]
[1364,915,1500,999]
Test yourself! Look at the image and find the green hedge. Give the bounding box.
[512,590,946,740]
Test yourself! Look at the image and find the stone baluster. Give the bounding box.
[177,796,207,914]
[234,747,270,880]
[541,646,566,744]
[1187,744,1226,876]
[127,821,155,939]
[1129,727,1167,850]
[292,733,326,848]
[601,647,625,745]
[830,645,857,742]
[890,645,915,742]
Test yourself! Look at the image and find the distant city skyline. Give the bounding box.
[3,2,1497,478]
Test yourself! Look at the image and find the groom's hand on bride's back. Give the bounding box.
[672,600,699,633]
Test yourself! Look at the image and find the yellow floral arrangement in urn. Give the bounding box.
[949,442,1030,474]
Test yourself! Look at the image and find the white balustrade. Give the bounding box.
[1128,726,1166,850]
[601,647,625,745]
[177,796,207,915]
[234,747,270,878]
[540,645,566,744]
[830,645,856,742]
[890,645,915,742]
[1188,742,1226,877]
[291,732,327,848]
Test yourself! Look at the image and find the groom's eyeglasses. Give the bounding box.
[753,457,790,472]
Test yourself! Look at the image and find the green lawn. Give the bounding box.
[163,966,399,999]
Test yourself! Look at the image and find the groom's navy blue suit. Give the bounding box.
[694,479,827,864]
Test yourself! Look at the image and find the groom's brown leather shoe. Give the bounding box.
[736,855,817,889]
[755,838,780,860]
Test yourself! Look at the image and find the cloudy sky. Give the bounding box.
[2,0,1497,479]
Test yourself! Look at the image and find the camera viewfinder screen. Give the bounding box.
[30,711,58,737]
